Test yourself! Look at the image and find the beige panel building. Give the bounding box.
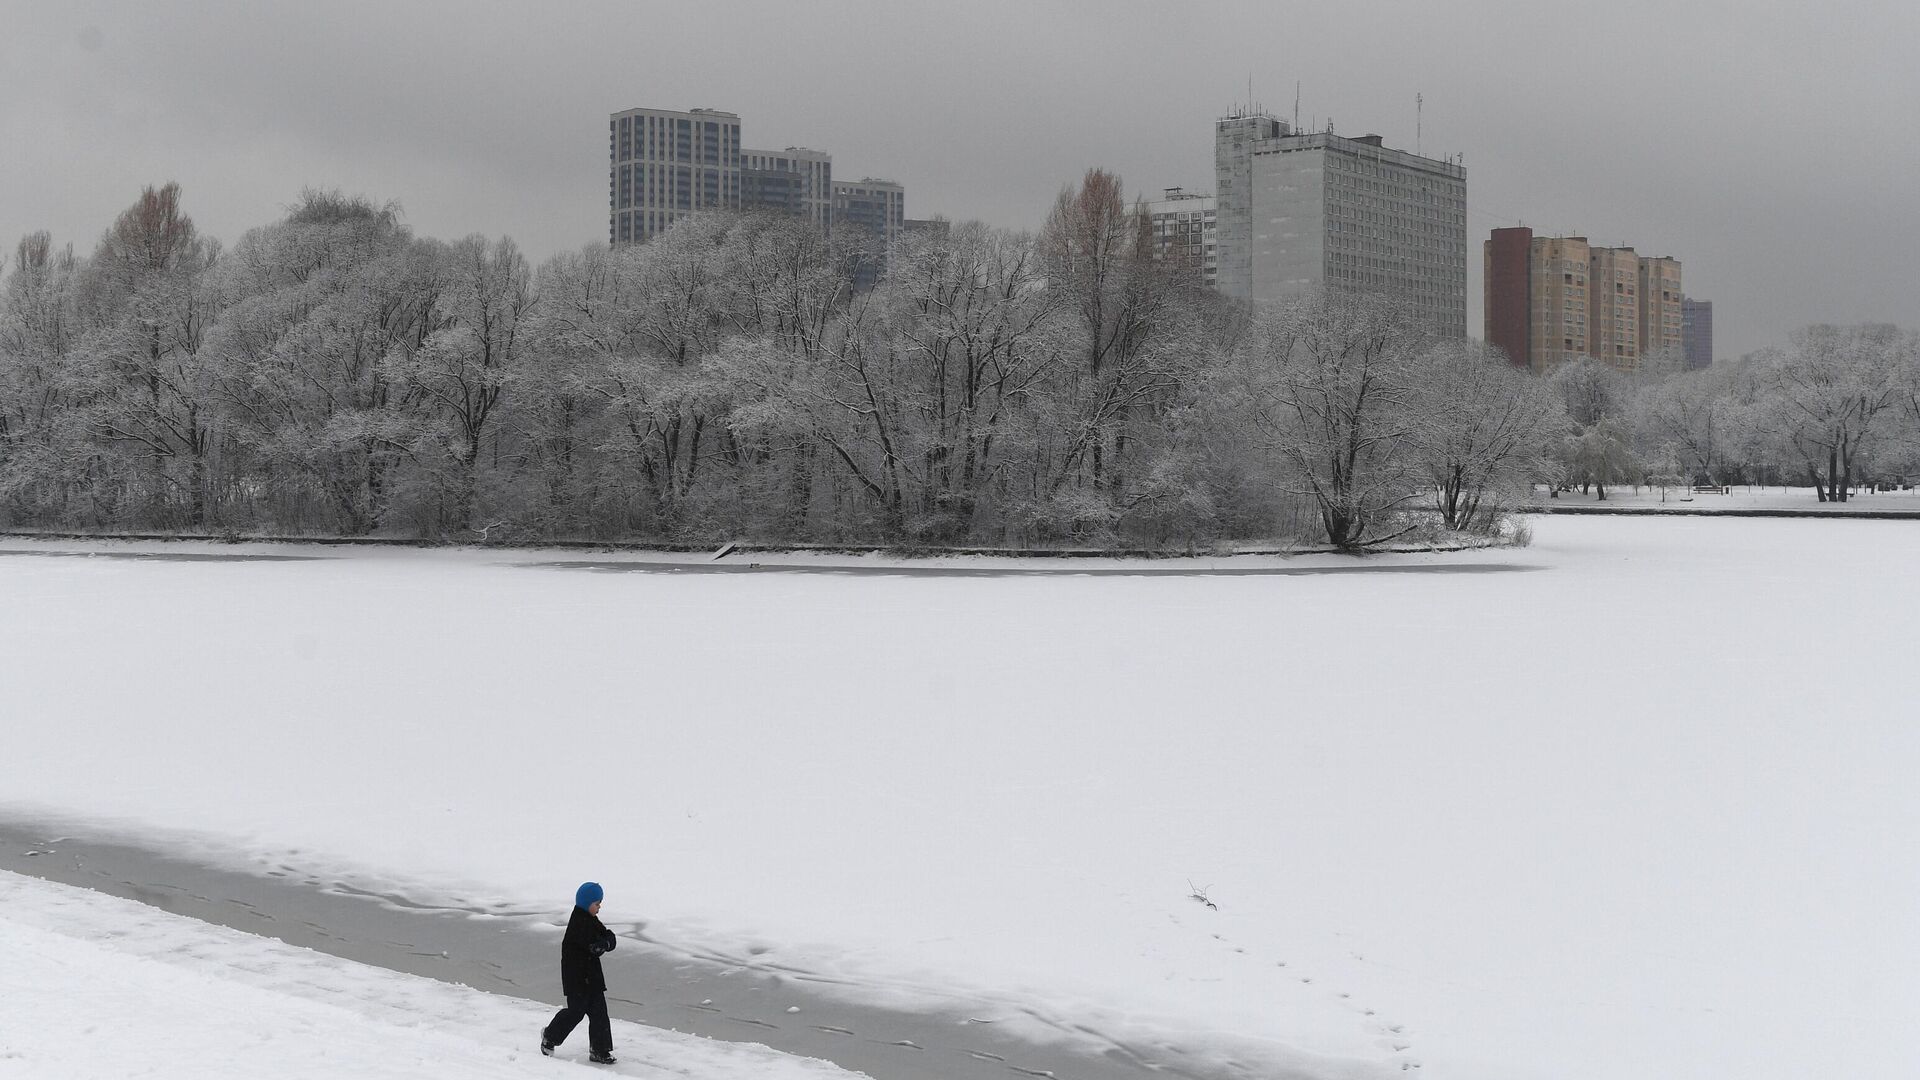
[1486,229,1685,374]
[1588,246,1645,370]
[1638,256,1684,363]
[1528,235,1591,371]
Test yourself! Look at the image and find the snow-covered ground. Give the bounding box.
[1,515,1913,1080]
[0,869,858,1079]
[1533,482,1920,512]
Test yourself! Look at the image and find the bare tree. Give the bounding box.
[0,232,85,520]
[720,222,1059,541]
[1631,364,1757,485]
[1038,169,1183,500]
[1414,339,1565,530]
[1227,291,1429,549]
[385,236,530,530]
[81,183,227,526]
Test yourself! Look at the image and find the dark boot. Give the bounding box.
[590,1049,618,1064]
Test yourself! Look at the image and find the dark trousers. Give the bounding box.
[544,989,612,1052]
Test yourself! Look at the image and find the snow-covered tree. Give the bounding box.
[1755,324,1911,501]
[1413,339,1565,531]
[0,232,87,520]
[1038,169,1186,501]
[1631,364,1750,484]
[722,221,1060,541]
[1225,291,1429,549]
[384,236,530,531]
[1548,356,1636,499]
[212,191,433,533]
[79,183,226,526]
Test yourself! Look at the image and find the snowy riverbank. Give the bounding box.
[1530,482,1920,514]
[0,870,859,1079]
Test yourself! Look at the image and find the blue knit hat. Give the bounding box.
[576,881,603,909]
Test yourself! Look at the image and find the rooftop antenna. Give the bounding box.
[1417,92,1423,155]
[1294,81,1300,130]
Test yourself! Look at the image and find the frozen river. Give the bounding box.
[2,518,1913,1080]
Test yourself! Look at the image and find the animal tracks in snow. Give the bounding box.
[1184,914,1419,1068]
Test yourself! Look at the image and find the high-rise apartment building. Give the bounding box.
[608,106,741,245]
[1146,188,1218,288]
[1483,226,1533,367]
[1588,246,1643,367]
[1483,226,1683,373]
[1213,112,1468,337]
[1486,228,1592,370]
[1638,257,1684,365]
[742,147,833,232]
[832,179,905,247]
[1682,297,1714,370]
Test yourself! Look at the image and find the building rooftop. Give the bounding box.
[611,105,741,119]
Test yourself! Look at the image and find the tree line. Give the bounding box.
[2,176,1915,551]
[1552,326,1920,503]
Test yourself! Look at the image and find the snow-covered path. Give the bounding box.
[0,869,860,1079]
[0,821,1324,1080]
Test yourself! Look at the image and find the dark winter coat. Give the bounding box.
[560,904,617,996]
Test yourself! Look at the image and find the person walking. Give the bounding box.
[541,881,618,1064]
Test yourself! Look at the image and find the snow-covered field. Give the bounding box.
[0,869,857,1078]
[1,516,1913,1080]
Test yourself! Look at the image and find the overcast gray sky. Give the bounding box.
[4,0,1916,358]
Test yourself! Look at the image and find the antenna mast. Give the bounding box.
[1294,81,1300,130]
[1417,92,1423,155]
